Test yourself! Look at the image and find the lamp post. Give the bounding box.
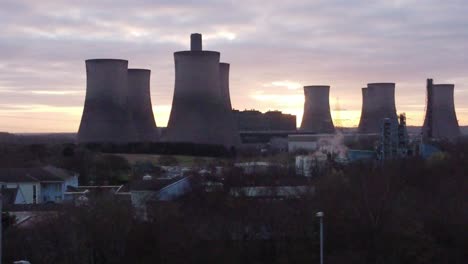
[1,193,3,264]
[316,211,324,264]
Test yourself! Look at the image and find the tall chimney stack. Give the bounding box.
[191,33,202,51]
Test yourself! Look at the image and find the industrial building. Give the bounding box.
[164,33,239,149]
[219,63,242,146]
[300,85,335,133]
[422,79,460,141]
[233,109,297,131]
[128,69,159,142]
[358,83,398,134]
[357,87,370,133]
[78,59,138,143]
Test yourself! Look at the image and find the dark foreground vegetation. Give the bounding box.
[3,153,467,263]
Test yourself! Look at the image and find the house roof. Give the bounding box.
[0,166,74,183]
[42,165,75,180]
[0,168,39,183]
[130,177,182,192]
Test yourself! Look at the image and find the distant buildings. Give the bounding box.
[233,109,296,131]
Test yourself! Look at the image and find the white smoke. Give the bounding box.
[312,131,348,161]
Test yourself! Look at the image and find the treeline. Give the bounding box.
[81,142,233,157]
[0,142,231,185]
[4,147,468,263]
[3,141,468,263]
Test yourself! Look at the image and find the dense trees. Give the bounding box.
[2,141,468,263]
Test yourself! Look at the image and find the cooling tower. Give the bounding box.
[422,81,460,140]
[300,85,335,133]
[357,87,370,133]
[219,62,241,146]
[128,69,159,142]
[165,34,238,148]
[363,83,398,133]
[78,59,137,143]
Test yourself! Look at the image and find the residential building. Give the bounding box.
[0,166,79,205]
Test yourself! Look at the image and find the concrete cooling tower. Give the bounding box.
[78,59,137,143]
[165,33,239,148]
[300,85,335,133]
[357,87,370,133]
[422,79,460,140]
[128,69,159,142]
[219,63,241,146]
[361,83,398,133]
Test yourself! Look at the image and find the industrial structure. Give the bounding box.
[379,113,409,160]
[422,79,460,141]
[359,83,398,134]
[300,86,335,133]
[219,63,242,146]
[78,59,138,143]
[128,69,159,142]
[233,109,297,131]
[164,33,239,149]
[357,87,370,133]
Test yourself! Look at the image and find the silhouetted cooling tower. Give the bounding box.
[358,87,370,133]
[363,83,398,133]
[78,59,137,143]
[300,85,335,133]
[128,69,159,142]
[422,81,460,140]
[219,63,241,146]
[165,34,238,148]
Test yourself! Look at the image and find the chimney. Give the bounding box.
[191,33,202,51]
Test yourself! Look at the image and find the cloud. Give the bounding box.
[0,0,468,132]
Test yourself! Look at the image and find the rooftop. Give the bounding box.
[0,166,75,183]
[130,177,183,191]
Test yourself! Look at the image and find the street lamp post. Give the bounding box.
[316,211,324,264]
[1,193,3,264]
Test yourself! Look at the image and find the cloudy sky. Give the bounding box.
[1,0,467,132]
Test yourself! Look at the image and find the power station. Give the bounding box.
[359,83,398,134]
[76,35,463,149]
[422,79,460,140]
[78,59,138,143]
[128,69,159,142]
[164,33,239,148]
[300,85,335,133]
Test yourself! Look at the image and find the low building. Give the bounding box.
[230,186,315,199]
[295,154,328,177]
[233,109,296,131]
[0,166,79,205]
[288,134,339,153]
[130,176,191,219]
[234,162,283,175]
